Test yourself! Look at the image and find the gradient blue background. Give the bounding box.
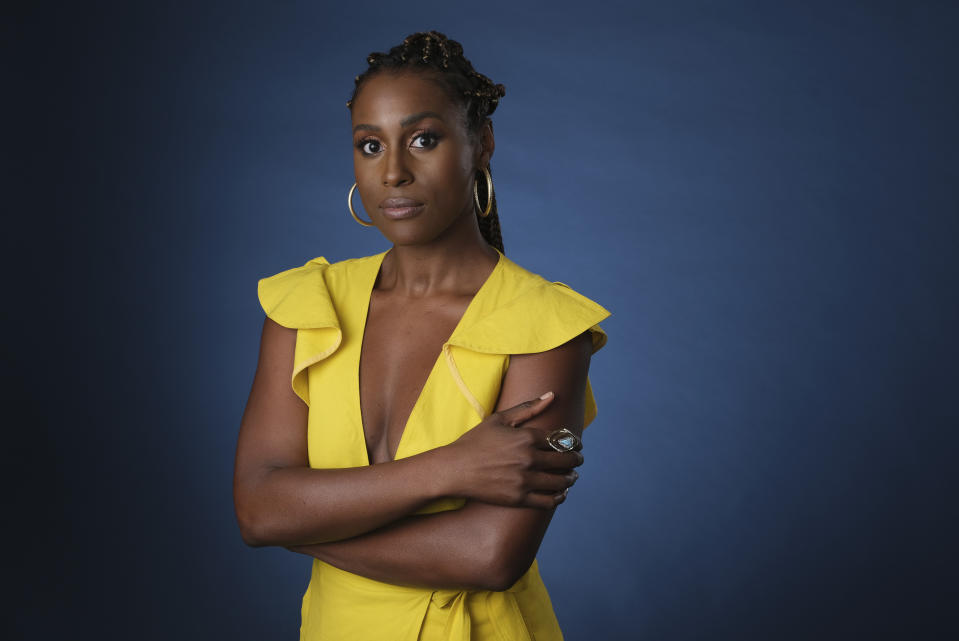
[7,1,957,639]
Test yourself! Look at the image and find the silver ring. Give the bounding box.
[546,428,580,452]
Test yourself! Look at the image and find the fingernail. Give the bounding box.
[571,471,579,482]
[539,391,554,400]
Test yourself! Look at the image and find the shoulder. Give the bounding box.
[256,251,386,329]
[496,253,607,304]
[257,252,382,287]
[452,253,611,356]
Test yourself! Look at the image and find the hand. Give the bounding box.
[441,392,584,509]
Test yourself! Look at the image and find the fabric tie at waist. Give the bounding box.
[430,590,471,640]
[421,578,533,641]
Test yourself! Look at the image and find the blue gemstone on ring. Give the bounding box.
[555,435,576,450]
[547,428,578,452]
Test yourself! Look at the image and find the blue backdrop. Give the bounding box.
[8,1,957,639]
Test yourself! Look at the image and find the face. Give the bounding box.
[350,71,491,246]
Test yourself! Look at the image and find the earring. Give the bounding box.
[348,183,374,227]
[473,167,493,218]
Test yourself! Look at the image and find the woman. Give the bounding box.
[234,31,610,640]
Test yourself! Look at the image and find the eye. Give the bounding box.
[410,131,440,149]
[357,138,382,155]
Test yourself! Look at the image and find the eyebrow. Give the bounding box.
[352,111,446,134]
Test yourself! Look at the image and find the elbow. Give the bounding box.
[477,533,535,592]
[238,521,268,548]
[484,557,533,592]
[235,503,270,547]
[234,489,281,548]
[234,472,294,547]
[235,494,321,548]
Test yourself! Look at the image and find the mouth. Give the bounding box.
[379,197,425,220]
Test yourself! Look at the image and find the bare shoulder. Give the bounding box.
[495,331,593,435]
[511,330,593,362]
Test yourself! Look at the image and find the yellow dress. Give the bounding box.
[258,248,610,641]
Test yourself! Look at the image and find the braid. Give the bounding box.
[348,31,507,254]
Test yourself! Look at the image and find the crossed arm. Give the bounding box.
[233,317,592,592]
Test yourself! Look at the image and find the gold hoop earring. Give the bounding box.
[473,167,493,218]
[348,183,374,227]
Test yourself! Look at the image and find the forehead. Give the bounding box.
[351,71,462,126]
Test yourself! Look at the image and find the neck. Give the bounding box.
[378,225,499,298]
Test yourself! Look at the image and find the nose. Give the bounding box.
[382,146,413,187]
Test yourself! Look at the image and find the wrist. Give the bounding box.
[423,444,464,499]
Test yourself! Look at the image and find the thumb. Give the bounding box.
[497,391,554,427]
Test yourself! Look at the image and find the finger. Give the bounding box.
[496,391,555,428]
[527,470,578,494]
[523,491,565,510]
[531,449,584,470]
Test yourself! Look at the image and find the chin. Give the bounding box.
[380,215,465,248]
[378,225,442,247]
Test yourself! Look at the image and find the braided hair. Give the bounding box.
[347,31,507,253]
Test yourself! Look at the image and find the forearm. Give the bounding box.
[286,500,554,592]
[235,446,456,547]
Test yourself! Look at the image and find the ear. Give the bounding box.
[475,119,495,168]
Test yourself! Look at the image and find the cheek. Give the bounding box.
[460,143,476,172]
[420,154,469,199]
[440,166,472,207]
[353,158,372,184]
[452,145,478,186]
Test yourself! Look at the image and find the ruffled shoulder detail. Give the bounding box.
[449,279,609,357]
[257,257,338,329]
[257,257,342,405]
[444,255,610,428]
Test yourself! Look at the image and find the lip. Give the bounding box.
[379,197,425,220]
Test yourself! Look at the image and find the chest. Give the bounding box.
[358,291,471,464]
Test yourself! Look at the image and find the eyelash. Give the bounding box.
[356,130,442,156]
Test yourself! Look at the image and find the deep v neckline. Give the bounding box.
[354,249,503,465]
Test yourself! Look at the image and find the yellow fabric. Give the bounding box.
[257,248,610,640]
